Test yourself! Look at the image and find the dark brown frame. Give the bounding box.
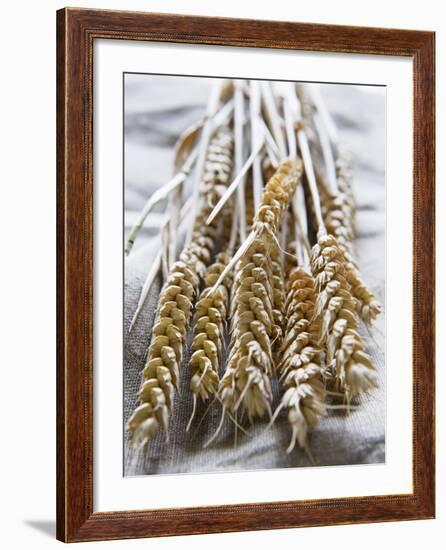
[56,7,435,543]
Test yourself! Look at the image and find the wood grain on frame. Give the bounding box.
[56,7,435,542]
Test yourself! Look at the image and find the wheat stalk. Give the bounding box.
[187,249,233,428]
[310,233,378,401]
[127,209,215,447]
[290,84,379,401]
[216,159,302,425]
[304,83,381,326]
[272,100,326,450]
[186,81,228,244]
[127,126,234,448]
[296,83,314,129]
[261,81,287,159]
[234,80,247,242]
[249,81,264,211]
[275,266,326,452]
[199,127,234,208]
[335,150,381,325]
[320,149,382,325]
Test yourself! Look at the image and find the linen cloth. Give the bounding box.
[123,75,385,476]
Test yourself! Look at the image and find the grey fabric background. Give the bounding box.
[123,75,385,476]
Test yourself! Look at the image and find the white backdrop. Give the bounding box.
[0,0,443,549]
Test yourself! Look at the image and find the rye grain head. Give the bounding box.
[276,266,326,452]
[127,126,234,449]
[346,270,382,326]
[220,237,277,420]
[217,159,303,423]
[127,258,199,448]
[335,147,357,232]
[310,233,378,402]
[188,251,232,410]
[200,126,234,208]
[319,149,382,326]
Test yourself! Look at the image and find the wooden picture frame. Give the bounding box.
[56,7,435,542]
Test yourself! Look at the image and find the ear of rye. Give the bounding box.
[217,159,303,425]
[310,234,378,402]
[277,266,327,452]
[127,126,234,448]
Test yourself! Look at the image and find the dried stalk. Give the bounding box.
[276,267,326,452]
[127,208,215,447]
[127,127,234,448]
[186,81,229,244]
[217,159,302,424]
[313,112,338,195]
[336,150,381,325]
[200,127,234,208]
[234,80,247,242]
[260,81,287,159]
[320,149,382,325]
[276,105,326,450]
[249,81,264,211]
[187,250,233,428]
[281,84,311,265]
[304,83,381,325]
[167,99,234,264]
[308,84,340,147]
[187,202,237,424]
[295,83,314,130]
[290,87,378,401]
[310,234,378,401]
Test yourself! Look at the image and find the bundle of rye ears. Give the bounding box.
[125,79,381,455]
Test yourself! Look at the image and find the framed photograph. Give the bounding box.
[56,7,435,542]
